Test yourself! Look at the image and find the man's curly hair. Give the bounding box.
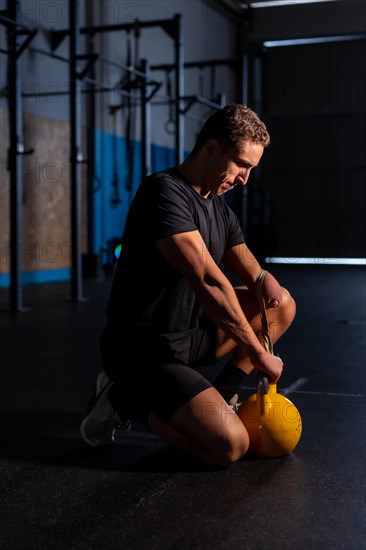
[191,103,270,155]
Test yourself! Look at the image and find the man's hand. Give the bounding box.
[261,271,282,309]
[249,348,284,383]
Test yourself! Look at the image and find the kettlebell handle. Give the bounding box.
[255,269,274,355]
[255,269,275,395]
[257,371,269,395]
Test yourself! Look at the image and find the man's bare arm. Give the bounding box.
[155,231,283,381]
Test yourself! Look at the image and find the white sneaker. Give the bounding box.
[80,371,131,447]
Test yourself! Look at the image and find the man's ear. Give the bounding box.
[205,138,220,157]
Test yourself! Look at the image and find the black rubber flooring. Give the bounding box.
[0,265,365,550]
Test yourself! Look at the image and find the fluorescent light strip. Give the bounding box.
[265,257,366,266]
[251,0,337,7]
[264,34,366,47]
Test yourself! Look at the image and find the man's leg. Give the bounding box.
[211,286,296,405]
[148,287,295,465]
[215,285,296,370]
[148,387,249,467]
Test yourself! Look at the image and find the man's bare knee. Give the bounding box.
[280,287,296,323]
[207,423,250,466]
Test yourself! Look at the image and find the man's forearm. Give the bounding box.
[194,277,263,356]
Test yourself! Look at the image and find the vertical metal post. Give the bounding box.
[252,50,266,261]
[240,53,249,105]
[174,14,184,165]
[253,53,263,115]
[7,0,23,310]
[141,59,151,179]
[236,52,250,238]
[69,0,83,301]
[86,31,96,255]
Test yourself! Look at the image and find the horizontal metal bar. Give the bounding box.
[186,58,238,69]
[153,92,174,102]
[22,88,144,100]
[182,95,224,111]
[151,100,174,106]
[151,58,238,71]
[29,46,69,63]
[22,91,70,97]
[27,47,162,87]
[185,112,207,124]
[79,17,176,34]
[0,13,36,32]
[98,55,161,85]
[50,16,177,41]
[82,76,140,99]
[22,88,221,105]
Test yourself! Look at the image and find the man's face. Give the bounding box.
[207,139,264,196]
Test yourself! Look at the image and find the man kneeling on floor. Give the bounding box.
[80,103,296,466]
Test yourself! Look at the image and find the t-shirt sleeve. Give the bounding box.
[146,175,197,241]
[225,205,245,249]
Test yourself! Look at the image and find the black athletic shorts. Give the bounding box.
[100,318,218,424]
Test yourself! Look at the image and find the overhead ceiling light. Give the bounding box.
[250,0,339,7]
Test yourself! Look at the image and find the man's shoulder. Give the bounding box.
[141,167,191,196]
[143,167,181,186]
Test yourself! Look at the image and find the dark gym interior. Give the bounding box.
[0,1,365,549]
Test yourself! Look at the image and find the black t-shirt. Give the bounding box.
[106,167,244,337]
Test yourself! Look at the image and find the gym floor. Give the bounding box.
[0,265,365,550]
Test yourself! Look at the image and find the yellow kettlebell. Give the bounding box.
[237,374,302,458]
[237,268,303,458]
